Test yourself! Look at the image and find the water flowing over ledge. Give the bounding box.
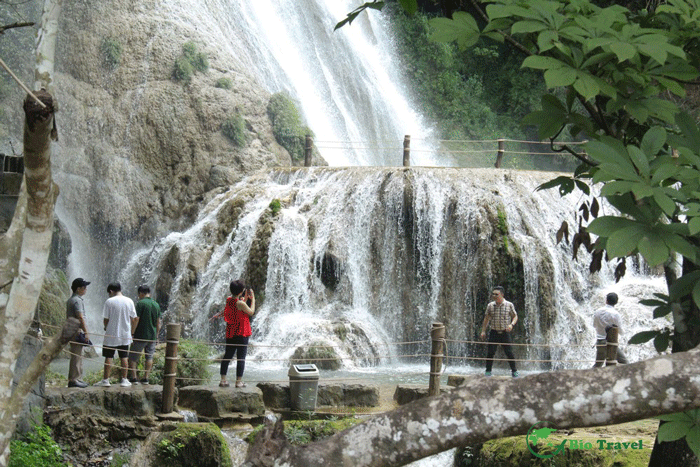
[121,167,663,371]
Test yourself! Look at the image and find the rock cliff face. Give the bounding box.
[49,0,306,275]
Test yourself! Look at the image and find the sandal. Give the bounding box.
[235,382,247,388]
[219,381,230,388]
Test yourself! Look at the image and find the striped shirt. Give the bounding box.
[485,300,517,331]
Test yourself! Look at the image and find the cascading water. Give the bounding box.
[157,0,440,166]
[50,0,664,376]
[123,167,664,374]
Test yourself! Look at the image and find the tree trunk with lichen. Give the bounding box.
[245,348,700,467]
[0,90,58,467]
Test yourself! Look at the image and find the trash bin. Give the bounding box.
[288,364,319,411]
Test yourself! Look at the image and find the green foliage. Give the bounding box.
[222,114,247,147]
[172,41,209,83]
[172,57,194,84]
[249,418,361,446]
[656,409,700,454]
[150,339,212,387]
[9,424,68,467]
[215,77,233,89]
[110,452,130,467]
[156,423,231,467]
[100,38,123,69]
[267,92,312,162]
[269,199,281,215]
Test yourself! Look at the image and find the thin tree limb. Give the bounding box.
[0,22,34,35]
[0,57,46,108]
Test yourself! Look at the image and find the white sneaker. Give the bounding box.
[120,378,132,387]
[94,379,111,387]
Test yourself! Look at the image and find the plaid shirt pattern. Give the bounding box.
[485,300,517,331]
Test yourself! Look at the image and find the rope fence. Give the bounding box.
[37,319,615,378]
[33,318,631,415]
[303,135,587,168]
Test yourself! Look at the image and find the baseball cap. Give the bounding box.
[71,278,91,289]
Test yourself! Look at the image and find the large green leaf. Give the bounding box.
[628,329,659,345]
[658,420,694,442]
[641,127,667,160]
[606,225,645,258]
[522,55,568,70]
[669,270,700,301]
[544,66,577,87]
[587,216,637,237]
[573,74,600,100]
[653,188,677,216]
[627,146,650,178]
[429,12,480,48]
[638,234,670,267]
[610,41,636,62]
[511,20,548,34]
[538,30,559,52]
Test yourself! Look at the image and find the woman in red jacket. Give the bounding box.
[210,280,255,388]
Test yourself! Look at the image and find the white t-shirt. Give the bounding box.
[593,304,623,340]
[102,294,137,347]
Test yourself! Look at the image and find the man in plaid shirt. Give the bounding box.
[479,286,519,377]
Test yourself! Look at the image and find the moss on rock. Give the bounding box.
[37,267,69,337]
[154,423,231,467]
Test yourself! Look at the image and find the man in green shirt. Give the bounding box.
[128,285,161,384]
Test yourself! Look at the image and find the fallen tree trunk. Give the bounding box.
[246,347,700,466]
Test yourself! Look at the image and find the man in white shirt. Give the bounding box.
[593,292,628,367]
[94,282,138,387]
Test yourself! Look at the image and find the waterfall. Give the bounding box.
[157,0,439,166]
[123,168,663,371]
[45,0,663,373]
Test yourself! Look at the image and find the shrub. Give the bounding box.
[172,57,194,83]
[269,199,281,215]
[150,339,212,387]
[221,114,247,147]
[9,424,68,467]
[172,41,209,83]
[215,77,233,89]
[267,92,313,162]
[100,38,122,69]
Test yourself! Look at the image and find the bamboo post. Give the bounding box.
[161,323,181,414]
[304,135,312,167]
[495,138,505,168]
[429,322,445,397]
[403,135,411,167]
[605,326,619,366]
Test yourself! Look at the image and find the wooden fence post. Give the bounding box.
[305,135,312,167]
[161,323,181,414]
[605,326,619,366]
[495,138,505,168]
[403,135,411,167]
[429,322,445,397]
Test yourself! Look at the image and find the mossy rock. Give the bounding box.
[474,434,651,467]
[291,341,341,370]
[37,267,69,337]
[154,423,231,467]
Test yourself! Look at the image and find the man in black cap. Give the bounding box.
[66,278,91,388]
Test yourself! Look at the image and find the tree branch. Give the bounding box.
[0,21,34,35]
[246,347,700,466]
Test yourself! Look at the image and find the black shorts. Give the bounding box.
[102,344,130,359]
